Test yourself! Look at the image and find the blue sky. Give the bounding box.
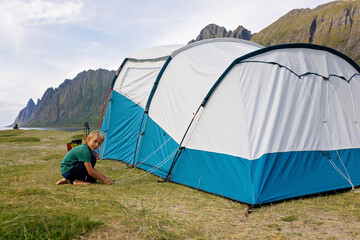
[0,0,331,127]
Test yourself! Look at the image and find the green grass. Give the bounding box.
[0,213,102,240]
[4,137,41,143]
[71,134,84,140]
[281,215,298,222]
[1,129,360,239]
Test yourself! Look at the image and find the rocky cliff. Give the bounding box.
[12,98,39,127]
[252,0,360,63]
[188,24,253,44]
[13,69,115,128]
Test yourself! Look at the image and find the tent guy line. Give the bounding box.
[112,148,177,184]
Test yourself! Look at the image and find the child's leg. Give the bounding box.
[72,180,91,185]
[56,178,69,185]
[67,161,97,184]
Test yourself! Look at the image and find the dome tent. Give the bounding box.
[100,39,360,205]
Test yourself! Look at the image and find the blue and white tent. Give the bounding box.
[100,38,360,204]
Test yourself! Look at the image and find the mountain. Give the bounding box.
[11,98,39,127]
[188,24,253,44]
[251,0,360,63]
[13,69,115,128]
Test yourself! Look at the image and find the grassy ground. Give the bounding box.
[1,129,360,239]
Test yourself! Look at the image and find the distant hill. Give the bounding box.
[251,0,360,64]
[13,69,115,128]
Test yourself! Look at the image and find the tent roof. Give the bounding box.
[203,43,360,107]
[125,38,264,61]
[126,44,185,61]
[238,43,360,73]
[171,38,263,58]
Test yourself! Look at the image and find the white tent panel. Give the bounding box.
[185,64,329,159]
[350,75,360,122]
[182,66,252,159]
[325,77,360,148]
[148,40,262,143]
[185,50,360,160]
[113,60,167,108]
[328,75,358,123]
[112,44,185,109]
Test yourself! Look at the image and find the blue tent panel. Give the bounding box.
[168,148,360,204]
[135,115,179,179]
[169,149,254,204]
[251,149,360,204]
[100,91,144,164]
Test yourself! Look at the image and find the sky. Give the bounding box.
[0,0,332,127]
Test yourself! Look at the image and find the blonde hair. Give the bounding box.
[86,130,104,142]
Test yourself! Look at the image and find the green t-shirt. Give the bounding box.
[60,144,93,174]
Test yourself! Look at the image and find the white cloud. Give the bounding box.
[0,0,89,24]
[0,0,91,50]
[24,0,89,24]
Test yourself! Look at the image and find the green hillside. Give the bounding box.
[252,0,360,64]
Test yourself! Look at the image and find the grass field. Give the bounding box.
[1,129,360,239]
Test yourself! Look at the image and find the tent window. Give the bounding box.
[119,67,161,107]
[120,67,160,90]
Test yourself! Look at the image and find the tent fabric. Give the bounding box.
[100,39,360,204]
[100,44,185,163]
[194,44,360,160]
[148,39,263,143]
[126,44,185,60]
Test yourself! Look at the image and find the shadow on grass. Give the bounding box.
[247,187,357,215]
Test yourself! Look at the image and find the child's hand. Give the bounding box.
[103,177,112,185]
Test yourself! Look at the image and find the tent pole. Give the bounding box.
[166,105,203,181]
[132,112,148,167]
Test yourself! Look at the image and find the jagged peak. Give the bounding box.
[45,87,55,92]
[188,23,253,44]
[27,98,35,106]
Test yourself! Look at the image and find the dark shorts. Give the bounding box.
[66,154,97,184]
